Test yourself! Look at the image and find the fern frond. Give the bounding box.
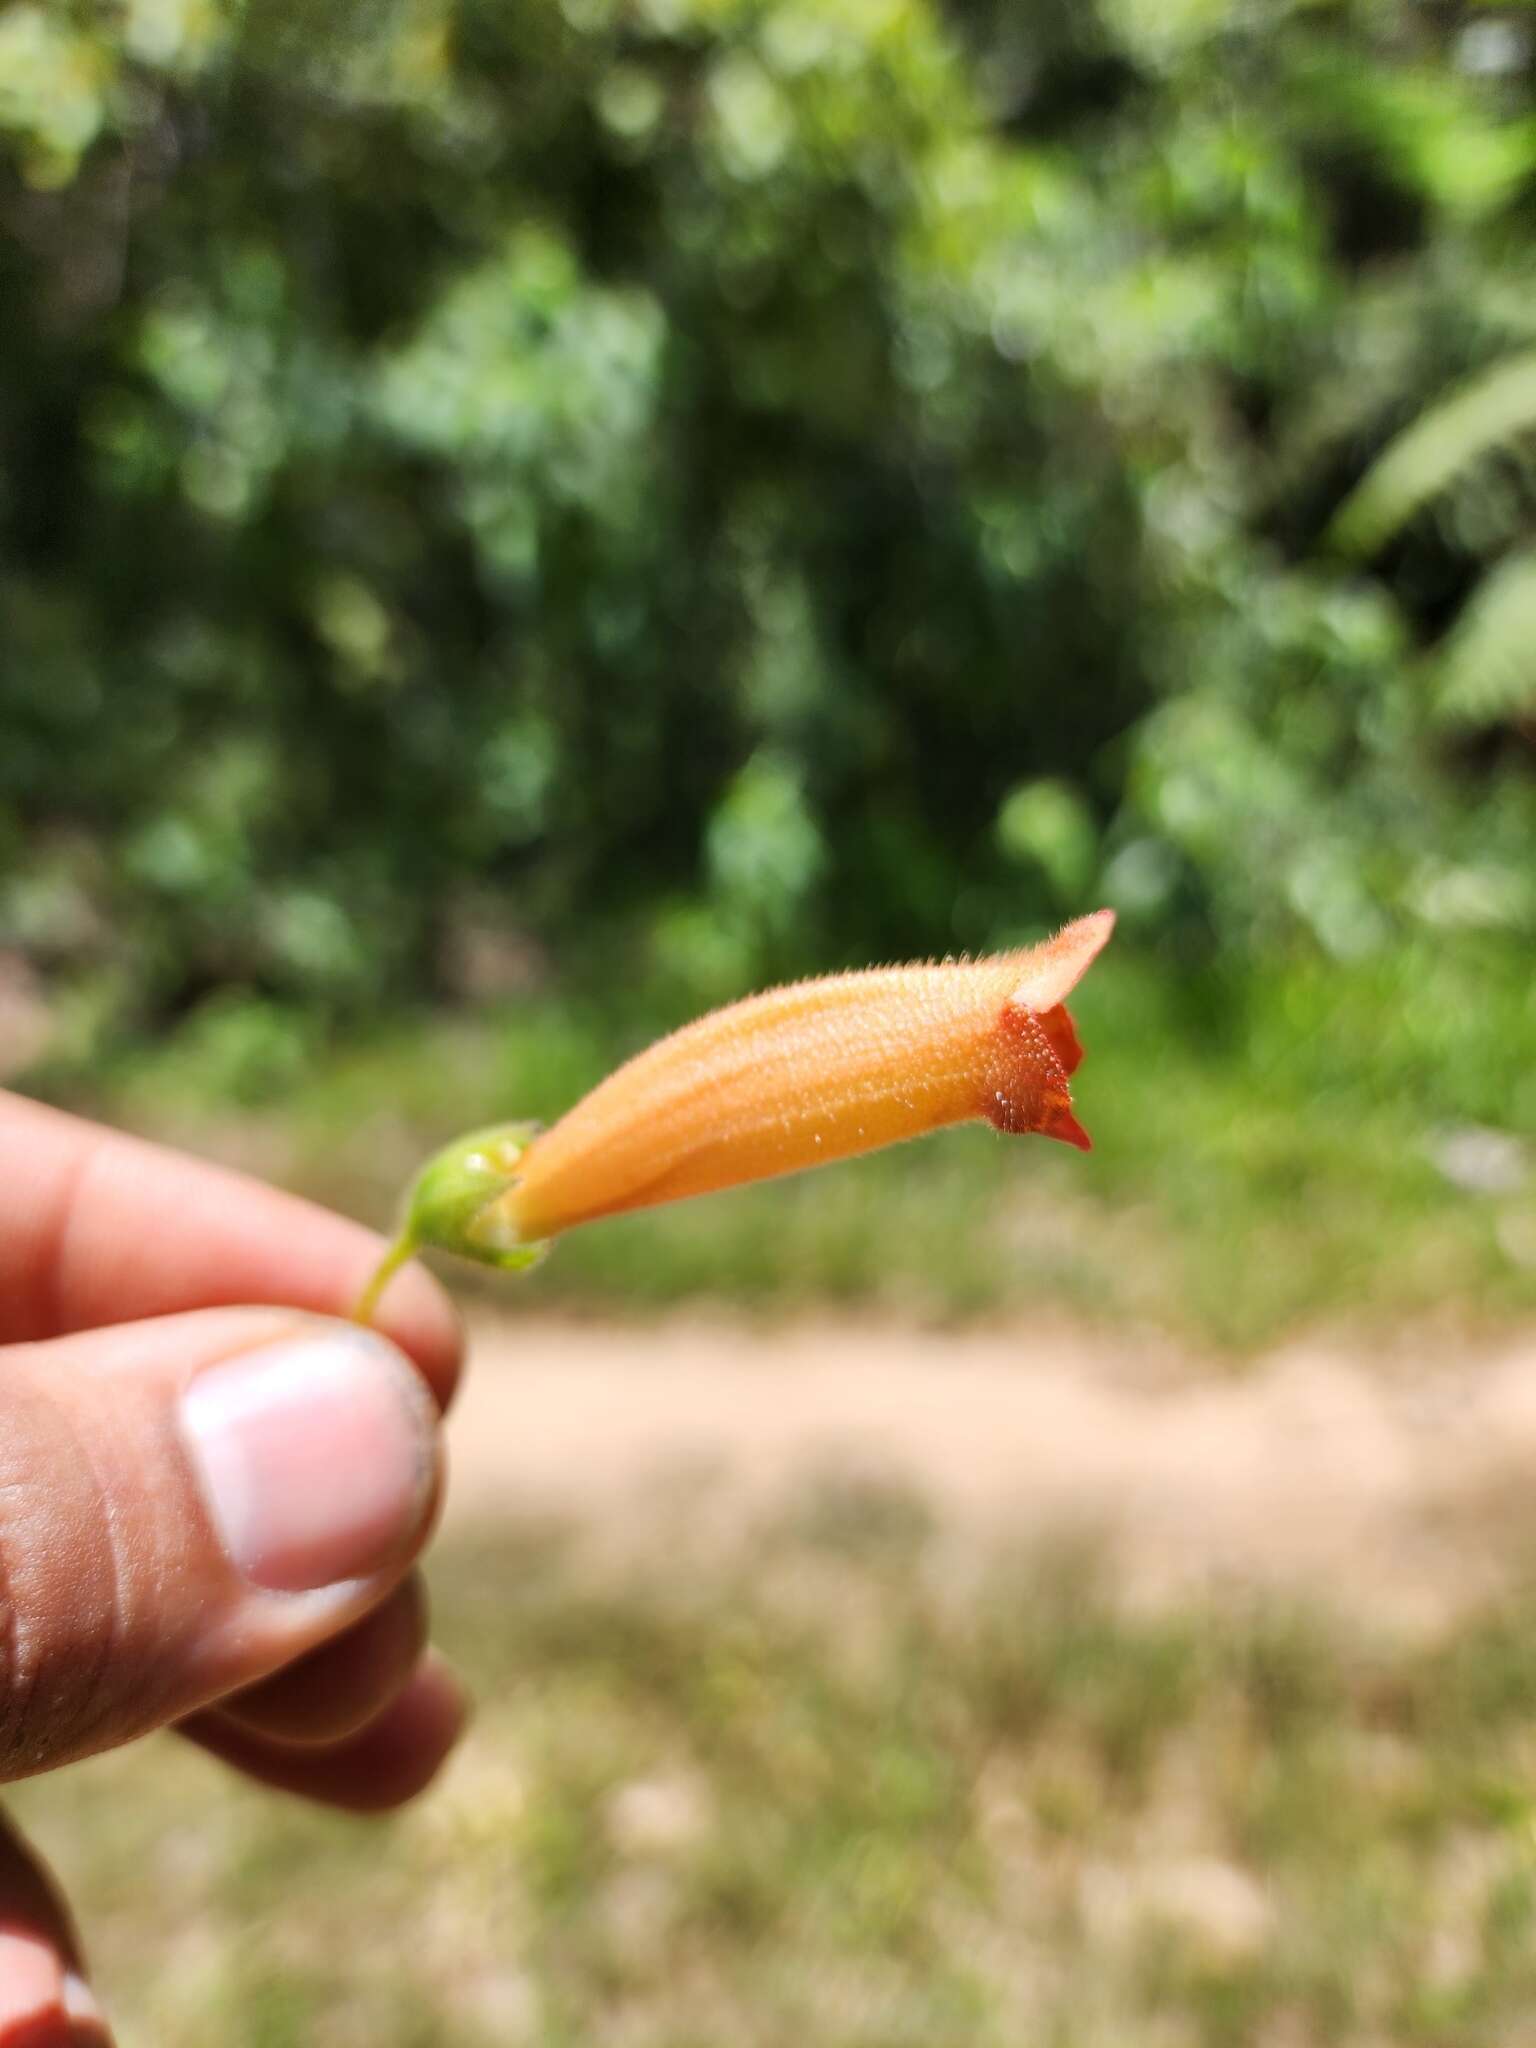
[1435,544,1536,727]
[1328,349,1536,556]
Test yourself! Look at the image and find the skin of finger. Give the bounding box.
[0,1313,440,1781]
[64,1970,112,2048]
[0,1092,463,1409]
[208,1575,430,1747]
[0,1809,98,2046]
[181,1654,467,1814]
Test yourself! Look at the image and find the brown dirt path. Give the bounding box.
[443,1314,1536,1623]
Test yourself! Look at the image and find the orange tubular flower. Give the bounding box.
[354,911,1114,1321]
[496,908,1114,1244]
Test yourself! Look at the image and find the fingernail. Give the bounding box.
[0,1932,63,2035]
[181,1330,439,1593]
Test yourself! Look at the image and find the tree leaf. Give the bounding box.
[1436,546,1536,729]
[1329,350,1536,557]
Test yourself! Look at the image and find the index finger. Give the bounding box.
[0,1092,463,1409]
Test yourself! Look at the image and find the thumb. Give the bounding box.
[0,1309,442,1781]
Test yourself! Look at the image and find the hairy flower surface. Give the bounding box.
[490,910,1115,1245]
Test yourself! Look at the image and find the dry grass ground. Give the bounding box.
[14,1313,1536,2045]
[444,1313,1536,1624]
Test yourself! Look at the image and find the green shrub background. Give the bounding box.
[4,0,1534,1066]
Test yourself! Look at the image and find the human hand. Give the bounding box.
[0,1090,469,2042]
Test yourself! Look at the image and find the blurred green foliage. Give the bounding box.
[96,934,1535,1347]
[2,0,1535,1062]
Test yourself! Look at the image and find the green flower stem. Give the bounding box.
[351,1229,420,1328]
[352,1121,548,1326]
